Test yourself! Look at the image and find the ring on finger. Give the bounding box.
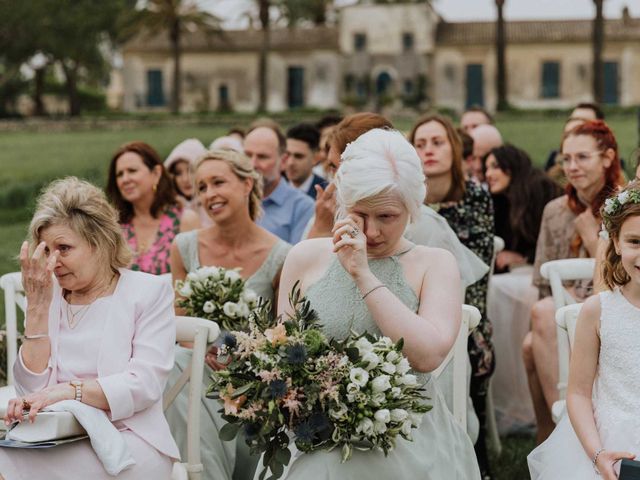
[348,227,359,238]
[22,398,31,411]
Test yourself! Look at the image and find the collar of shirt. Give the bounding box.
[290,174,314,195]
[263,177,289,206]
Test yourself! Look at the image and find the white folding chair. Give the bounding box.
[0,272,24,426]
[484,237,504,455]
[432,304,481,430]
[550,303,583,422]
[164,316,220,480]
[540,259,594,422]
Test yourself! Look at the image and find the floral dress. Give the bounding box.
[121,204,182,275]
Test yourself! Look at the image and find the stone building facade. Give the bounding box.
[113,3,640,113]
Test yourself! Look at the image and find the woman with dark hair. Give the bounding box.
[409,113,495,478]
[482,145,561,435]
[523,120,623,444]
[484,144,562,273]
[106,141,199,275]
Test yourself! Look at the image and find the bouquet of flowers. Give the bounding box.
[175,266,260,331]
[209,283,431,480]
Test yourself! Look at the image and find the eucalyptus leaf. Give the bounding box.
[219,422,241,441]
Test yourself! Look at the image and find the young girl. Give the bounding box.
[528,181,640,479]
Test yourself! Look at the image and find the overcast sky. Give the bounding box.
[201,0,640,25]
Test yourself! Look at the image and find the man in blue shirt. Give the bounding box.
[244,120,315,244]
[285,123,327,200]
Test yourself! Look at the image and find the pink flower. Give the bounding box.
[265,323,288,346]
[221,385,247,415]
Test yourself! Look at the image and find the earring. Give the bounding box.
[153,184,158,193]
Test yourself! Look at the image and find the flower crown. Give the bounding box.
[600,188,640,239]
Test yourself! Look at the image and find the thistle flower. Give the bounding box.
[269,379,288,399]
[286,344,308,365]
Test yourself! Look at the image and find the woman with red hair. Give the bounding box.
[523,120,622,444]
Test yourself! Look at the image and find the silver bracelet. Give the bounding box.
[362,284,386,300]
[23,333,48,340]
[592,448,605,475]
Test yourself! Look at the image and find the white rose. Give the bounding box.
[409,412,423,428]
[354,337,374,355]
[374,409,391,424]
[178,282,193,297]
[223,302,239,318]
[373,421,387,434]
[356,417,374,436]
[370,392,386,406]
[390,409,408,423]
[186,272,198,282]
[385,350,400,363]
[362,352,380,370]
[347,382,360,395]
[329,403,349,420]
[398,374,418,386]
[202,301,215,313]
[242,289,259,305]
[401,420,413,437]
[390,387,402,398]
[206,266,221,280]
[377,337,393,348]
[381,362,396,375]
[349,368,369,388]
[396,358,411,375]
[371,375,391,393]
[224,269,242,283]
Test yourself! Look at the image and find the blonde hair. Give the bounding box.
[194,149,263,221]
[601,180,640,290]
[336,128,426,222]
[29,177,132,273]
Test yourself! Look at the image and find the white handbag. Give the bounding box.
[6,411,86,443]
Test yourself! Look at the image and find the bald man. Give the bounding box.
[244,122,314,244]
[469,124,503,183]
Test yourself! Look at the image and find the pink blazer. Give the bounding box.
[14,269,180,460]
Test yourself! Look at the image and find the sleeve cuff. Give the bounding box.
[97,373,134,421]
[14,346,51,395]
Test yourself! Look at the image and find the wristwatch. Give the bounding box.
[70,380,83,402]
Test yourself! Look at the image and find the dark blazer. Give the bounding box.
[305,173,328,200]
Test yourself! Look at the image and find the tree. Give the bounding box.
[495,0,508,111]
[132,0,220,114]
[257,0,270,112]
[592,0,604,104]
[276,0,332,27]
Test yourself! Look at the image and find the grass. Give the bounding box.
[0,112,637,477]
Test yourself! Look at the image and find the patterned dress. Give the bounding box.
[121,204,182,275]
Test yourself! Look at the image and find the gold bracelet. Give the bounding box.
[362,284,386,299]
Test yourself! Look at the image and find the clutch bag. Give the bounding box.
[620,459,640,480]
[6,411,86,443]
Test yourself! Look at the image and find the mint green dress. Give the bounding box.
[165,230,291,480]
[279,250,481,479]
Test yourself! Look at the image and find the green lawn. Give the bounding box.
[0,112,637,479]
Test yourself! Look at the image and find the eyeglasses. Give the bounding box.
[560,151,603,167]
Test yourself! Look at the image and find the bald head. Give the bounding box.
[244,126,285,190]
[469,125,503,182]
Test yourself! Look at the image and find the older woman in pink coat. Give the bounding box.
[0,177,179,479]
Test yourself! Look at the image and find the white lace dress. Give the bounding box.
[528,289,640,479]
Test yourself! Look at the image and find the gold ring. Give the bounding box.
[22,398,30,411]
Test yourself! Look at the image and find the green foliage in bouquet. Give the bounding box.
[209,282,432,480]
[175,266,259,331]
